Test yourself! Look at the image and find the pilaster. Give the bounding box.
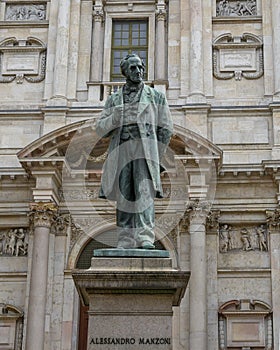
[271,1,280,100]
[25,202,58,350]
[90,1,104,82]
[48,0,71,106]
[154,0,168,93]
[266,208,280,350]
[187,200,211,350]
[187,0,206,103]
[206,210,220,350]
[88,1,104,104]
[67,0,82,100]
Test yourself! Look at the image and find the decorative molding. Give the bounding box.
[219,224,269,253]
[0,37,46,84]
[60,187,101,201]
[216,0,257,17]
[0,304,24,350]
[213,33,263,81]
[0,228,29,257]
[5,3,47,21]
[29,202,58,230]
[219,299,272,350]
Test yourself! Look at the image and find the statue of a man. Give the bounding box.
[96,54,173,249]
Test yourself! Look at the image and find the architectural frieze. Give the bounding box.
[0,228,29,257]
[216,0,257,17]
[5,3,47,21]
[219,223,269,253]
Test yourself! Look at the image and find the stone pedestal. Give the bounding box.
[72,253,190,350]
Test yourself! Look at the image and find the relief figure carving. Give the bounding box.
[216,0,256,17]
[5,4,46,21]
[219,224,268,253]
[0,228,29,256]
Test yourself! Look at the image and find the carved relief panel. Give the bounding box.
[5,3,47,21]
[216,0,257,17]
[0,228,29,256]
[219,224,268,253]
[0,37,46,83]
[213,33,263,81]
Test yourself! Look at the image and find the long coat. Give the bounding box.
[95,84,173,200]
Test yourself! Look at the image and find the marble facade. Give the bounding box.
[0,0,279,349]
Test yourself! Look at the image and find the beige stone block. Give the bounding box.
[0,257,28,273]
[218,251,270,269]
[212,117,269,144]
[218,277,271,305]
[222,150,271,164]
[0,281,26,309]
[0,120,42,148]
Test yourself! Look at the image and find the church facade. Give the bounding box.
[0,0,279,349]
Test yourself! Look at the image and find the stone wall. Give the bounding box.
[0,0,279,349]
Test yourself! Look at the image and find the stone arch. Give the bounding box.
[18,119,222,271]
[17,119,223,167]
[67,220,178,270]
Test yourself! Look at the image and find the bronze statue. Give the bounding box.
[96,54,173,249]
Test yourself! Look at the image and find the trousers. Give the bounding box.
[116,138,155,248]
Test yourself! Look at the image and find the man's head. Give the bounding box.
[120,54,145,83]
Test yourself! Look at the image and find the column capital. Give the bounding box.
[93,4,104,22]
[206,210,221,233]
[266,208,280,231]
[156,1,167,21]
[53,213,70,236]
[29,202,58,230]
[186,200,212,223]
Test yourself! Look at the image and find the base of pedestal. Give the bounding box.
[93,248,170,258]
[72,257,190,350]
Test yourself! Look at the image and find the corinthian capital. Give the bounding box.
[29,202,58,230]
[186,200,212,222]
[266,208,280,230]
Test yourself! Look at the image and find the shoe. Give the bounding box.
[141,241,155,249]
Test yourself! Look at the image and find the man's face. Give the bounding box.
[124,57,144,83]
